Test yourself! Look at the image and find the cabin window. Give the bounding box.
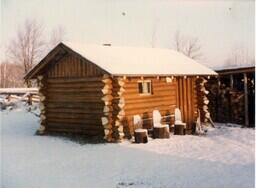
[138,80,152,95]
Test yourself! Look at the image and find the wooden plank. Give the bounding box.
[244,73,249,127]
[187,78,192,126]
[191,78,195,121]
[176,78,180,108]
[179,78,184,119]
[230,74,234,89]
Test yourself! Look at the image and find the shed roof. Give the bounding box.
[25,42,217,79]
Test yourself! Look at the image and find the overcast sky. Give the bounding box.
[1,0,255,68]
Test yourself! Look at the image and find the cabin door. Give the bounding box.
[176,77,195,130]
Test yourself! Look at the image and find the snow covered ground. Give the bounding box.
[1,108,255,188]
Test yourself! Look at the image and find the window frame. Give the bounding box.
[137,80,152,96]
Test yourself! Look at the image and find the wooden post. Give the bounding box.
[217,76,221,122]
[244,73,249,127]
[230,74,234,89]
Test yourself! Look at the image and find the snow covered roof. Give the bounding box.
[64,42,217,76]
[25,42,217,79]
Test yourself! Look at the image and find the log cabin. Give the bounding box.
[24,42,217,142]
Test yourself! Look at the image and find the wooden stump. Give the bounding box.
[153,125,170,139]
[134,129,148,144]
[174,124,185,135]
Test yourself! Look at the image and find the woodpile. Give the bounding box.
[37,75,47,135]
[230,91,245,124]
[205,78,218,121]
[101,74,113,142]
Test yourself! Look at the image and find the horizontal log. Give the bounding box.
[118,109,125,116]
[124,82,176,89]
[103,74,110,79]
[38,125,45,132]
[46,112,102,120]
[46,117,101,125]
[46,127,104,136]
[103,105,113,113]
[124,106,176,117]
[46,96,103,103]
[46,102,104,109]
[46,122,103,130]
[101,117,109,125]
[46,92,103,98]
[102,78,112,84]
[104,129,112,136]
[123,85,176,93]
[124,93,176,100]
[103,123,112,129]
[115,120,122,126]
[101,95,113,101]
[46,108,103,114]
[118,80,125,86]
[39,103,45,111]
[118,126,124,132]
[47,87,103,93]
[47,82,104,88]
[125,95,176,104]
[40,96,46,101]
[47,77,103,83]
[118,103,125,109]
[40,114,46,121]
[102,88,112,95]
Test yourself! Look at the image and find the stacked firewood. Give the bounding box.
[101,75,113,142]
[205,79,218,121]
[37,75,47,134]
[230,91,244,124]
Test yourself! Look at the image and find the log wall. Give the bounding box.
[43,53,106,136]
[47,53,104,78]
[176,77,198,130]
[121,77,178,136]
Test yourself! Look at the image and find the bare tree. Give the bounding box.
[151,19,158,48]
[173,31,202,60]
[225,46,254,68]
[7,19,45,87]
[0,61,24,88]
[49,25,66,49]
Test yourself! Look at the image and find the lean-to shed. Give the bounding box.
[25,42,217,141]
